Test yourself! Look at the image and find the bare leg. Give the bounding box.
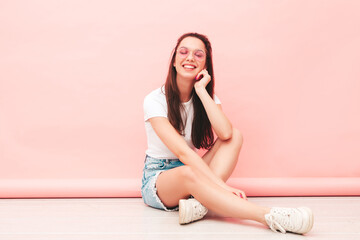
[156,165,270,225]
[202,128,243,182]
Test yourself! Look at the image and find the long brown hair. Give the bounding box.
[164,32,215,149]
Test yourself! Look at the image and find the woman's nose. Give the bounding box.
[186,53,195,61]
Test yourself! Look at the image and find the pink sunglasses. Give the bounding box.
[177,47,206,61]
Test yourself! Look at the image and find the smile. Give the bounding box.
[183,64,196,69]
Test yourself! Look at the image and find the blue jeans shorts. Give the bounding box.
[141,155,185,211]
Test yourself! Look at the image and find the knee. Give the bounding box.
[179,166,200,186]
[232,128,243,148]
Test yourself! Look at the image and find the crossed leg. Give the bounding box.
[202,128,243,182]
[156,128,270,225]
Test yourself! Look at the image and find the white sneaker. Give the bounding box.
[179,198,208,224]
[265,207,314,234]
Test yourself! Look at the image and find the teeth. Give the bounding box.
[183,65,195,69]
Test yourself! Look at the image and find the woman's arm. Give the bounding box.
[149,117,231,190]
[194,69,233,140]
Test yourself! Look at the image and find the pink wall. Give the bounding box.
[1,0,360,197]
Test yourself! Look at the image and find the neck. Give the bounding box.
[176,74,194,102]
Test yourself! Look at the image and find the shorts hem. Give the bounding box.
[144,170,179,212]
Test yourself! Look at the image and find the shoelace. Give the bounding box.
[267,214,286,234]
[268,208,302,234]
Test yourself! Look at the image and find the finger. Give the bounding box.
[196,72,203,80]
[202,70,210,79]
[241,192,248,200]
[233,191,244,199]
[240,193,244,199]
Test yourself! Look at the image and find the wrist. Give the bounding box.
[194,85,207,95]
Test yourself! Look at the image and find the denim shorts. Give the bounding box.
[141,155,185,211]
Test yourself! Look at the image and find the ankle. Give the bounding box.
[259,207,271,225]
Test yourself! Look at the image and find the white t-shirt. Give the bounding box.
[143,86,221,159]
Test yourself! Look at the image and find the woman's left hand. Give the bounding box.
[194,69,211,91]
[226,186,248,200]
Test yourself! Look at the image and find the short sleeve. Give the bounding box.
[214,94,221,104]
[143,93,167,121]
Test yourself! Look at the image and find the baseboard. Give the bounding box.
[1,177,359,198]
[227,177,360,196]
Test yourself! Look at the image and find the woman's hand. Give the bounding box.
[194,69,211,93]
[225,186,248,200]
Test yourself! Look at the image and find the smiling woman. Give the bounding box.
[141,32,314,234]
[0,1,359,236]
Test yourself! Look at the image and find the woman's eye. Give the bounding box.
[179,49,188,55]
[195,52,204,58]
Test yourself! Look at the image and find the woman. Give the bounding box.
[141,32,314,234]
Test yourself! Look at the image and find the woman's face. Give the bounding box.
[173,36,207,80]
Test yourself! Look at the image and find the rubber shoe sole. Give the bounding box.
[179,199,190,225]
[297,207,314,234]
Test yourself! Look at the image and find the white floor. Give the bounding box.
[0,197,359,240]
